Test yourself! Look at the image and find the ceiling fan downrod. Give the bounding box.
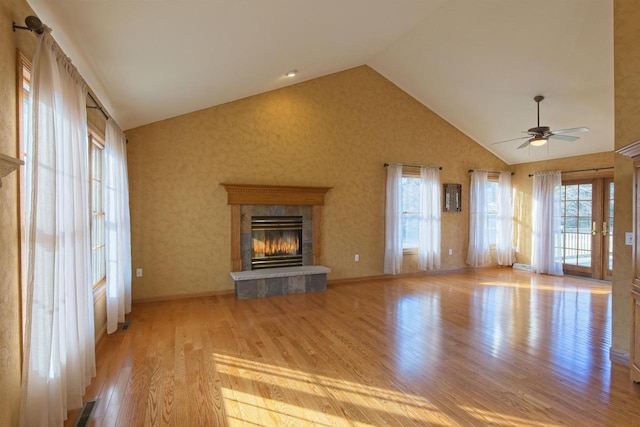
[534,95,544,128]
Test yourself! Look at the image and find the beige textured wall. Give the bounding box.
[511,152,614,265]
[0,1,36,425]
[126,66,508,300]
[613,0,640,354]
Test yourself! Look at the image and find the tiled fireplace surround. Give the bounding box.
[222,184,332,299]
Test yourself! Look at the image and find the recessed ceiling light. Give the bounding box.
[285,69,297,77]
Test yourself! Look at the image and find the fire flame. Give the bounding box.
[253,234,300,257]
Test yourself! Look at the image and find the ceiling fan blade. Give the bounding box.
[491,135,530,145]
[517,139,532,149]
[549,134,580,142]
[550,127,590,134]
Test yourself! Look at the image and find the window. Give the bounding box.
[19,51,107,296]
[90,131,106,286]
[486,180,498,245]
[468,171,514,268]
[559,183,592,267]
[18,53,31,342]
[401,174,420,249]
[385,164,441,274]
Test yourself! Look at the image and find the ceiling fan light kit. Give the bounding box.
[492,95,590,149]
[530,136,548,147]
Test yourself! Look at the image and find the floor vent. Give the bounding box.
[512,263,532,272]
[121,320,131,331]
[73,399,97,427]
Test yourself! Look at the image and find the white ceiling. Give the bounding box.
[27,0,613,165]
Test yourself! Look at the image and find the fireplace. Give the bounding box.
[222,184,332,299]
[221,183,332,272]
[251,216,303,270]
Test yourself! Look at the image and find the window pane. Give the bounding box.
[564,248,577,264]
[578,218,591,233]
[564,232,577,249]
[485,181,498,245]
[403,213,419,248]
[401,177,420,213]
[578,250,591,267]
[565,200,578,218]
[578,184,592,200]
[578,200,591,217]
[90,140,105,285]
[565,185,578,200]
[560,182,595,269]
[401,177,420,248]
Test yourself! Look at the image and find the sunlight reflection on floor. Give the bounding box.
[477,280,611,295]
[214,352,564,426]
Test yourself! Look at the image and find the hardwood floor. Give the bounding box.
[65,268,640,426]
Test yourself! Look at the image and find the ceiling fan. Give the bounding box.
[493,95,590,149]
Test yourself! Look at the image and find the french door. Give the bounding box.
[559,177,614,280]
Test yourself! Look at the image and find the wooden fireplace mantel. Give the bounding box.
[221,183,332,271]
[221,183,332,206]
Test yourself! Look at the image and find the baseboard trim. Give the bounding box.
[327,274,388,286]
[131,266,507,299]
[94,323,107,347]
[610,347,630,366]
[133,288,234,304]
[327,267,474,287]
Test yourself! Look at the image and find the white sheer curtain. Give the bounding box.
[105,121,132,334]
[496,171,515,266]
[532,171,564,275]
[20,29,96,426]
[418,166,441,270]
[467,170,490,267]
[384,163,403,274]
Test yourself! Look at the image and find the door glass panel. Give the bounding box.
[608,182,614,271]
[561,183,592,267]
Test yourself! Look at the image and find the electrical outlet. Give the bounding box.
[448,249,453,256]
[354,254,360,262]
[626,232,634,246]
[136,268,143,277]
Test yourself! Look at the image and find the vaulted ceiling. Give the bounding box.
[27,0,613,165]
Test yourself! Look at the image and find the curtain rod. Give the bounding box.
[528,166,613,177]
[468,169,514,175]
[87,92,108,121]
[16,19,121,130]
[87,92,129,143]
[384,162,442,170]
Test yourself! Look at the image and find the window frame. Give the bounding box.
[485,177,499,247]
[401,167,421,253]
[89,127,106,290]
[17,50,31,360]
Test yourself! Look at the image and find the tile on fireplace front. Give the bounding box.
[287,275,306,294]
[307,274,327,292]
[235,279,258,299]
[258,278,285,297]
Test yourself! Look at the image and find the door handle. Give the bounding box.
[602,221,608,237]
[592,221,597,236]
